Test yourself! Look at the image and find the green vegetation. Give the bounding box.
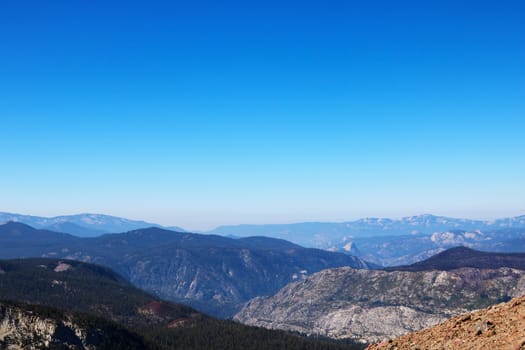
[0,222,370,318]
[141,318,365,350]
[0,258,364,350]
[0,300,150,349]
[0,258,195,326]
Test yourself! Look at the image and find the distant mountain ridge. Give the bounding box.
[351,227,525,266]
[386,246,525,271]
[4,211,525,267]
[207,214,525,248]
[0,222,372,318]
[4,211,525,244]
[0,212,185,237]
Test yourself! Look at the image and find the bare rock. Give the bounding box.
[234,267,525,343]
[366,294,525,349]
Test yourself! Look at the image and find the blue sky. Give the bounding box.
[1,1,524,230]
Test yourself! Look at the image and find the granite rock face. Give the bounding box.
[234,266,525,343]
[0,302,130,349]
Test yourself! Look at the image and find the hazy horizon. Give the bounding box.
[1,1,523,230]
[1,210,524,232]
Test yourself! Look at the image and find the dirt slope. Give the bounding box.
[367,294,525,350]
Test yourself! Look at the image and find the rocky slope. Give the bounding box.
[366,294,525,350]
[0,257,197,328]
[234,266,525,343]
[0,257,363,350]
[0,301,147,349]
[0,222,371,317]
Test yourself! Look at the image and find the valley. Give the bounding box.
[1,215,525,348]
[0,257,364,350]
[3,1,523,348]
[0,222,371,318]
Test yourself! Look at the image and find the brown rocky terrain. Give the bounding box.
[366,294,525,350]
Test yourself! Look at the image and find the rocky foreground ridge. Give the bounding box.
[366,294,525,350]
[234,266,525,343]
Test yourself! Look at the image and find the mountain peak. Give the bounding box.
[387,246,525,272]
[0,221,36,231]
[0,211,185,237]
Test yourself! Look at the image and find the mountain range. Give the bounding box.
[234,247,525,343]
[0,212,185,237]
[3,211,525,347]
[209,215,525,266]
[3,211,525,266]
[4,211,525,244]
[0,221,372,318]
[350,227,525,266]
[0,257,362,350]
[208,214,525,247]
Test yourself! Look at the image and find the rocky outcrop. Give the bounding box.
[234,266,525,343]
[0,301,145,349]
[0,258,198,329]
[366,294,525,350]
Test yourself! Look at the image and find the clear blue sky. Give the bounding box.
[1,1,524,230]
